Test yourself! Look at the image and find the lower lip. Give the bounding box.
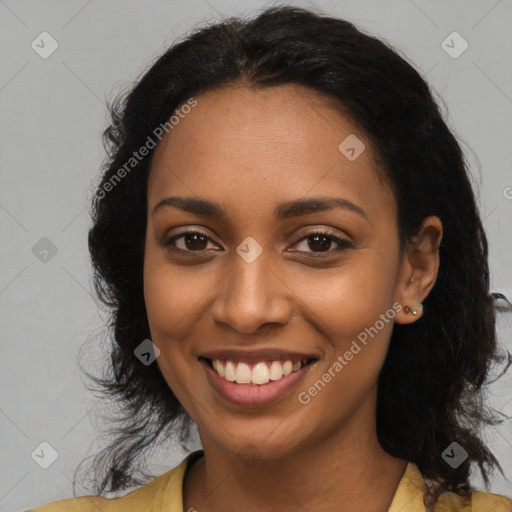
[200,359,316,407]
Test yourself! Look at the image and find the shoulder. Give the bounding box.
[470,490,512,511]
[26,450,202,512]
[391,462,511,512]
[435,489,512,511]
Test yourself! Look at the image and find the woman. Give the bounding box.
[29,5,512,512]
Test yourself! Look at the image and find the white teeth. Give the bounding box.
[225,360,236,381]
[251,362,270,384]
[235,362,252,384]
[269,361,283,380]
[210,358,311,385]
[212,359,225,377]
[282,360,293,376]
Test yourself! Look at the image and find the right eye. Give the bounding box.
[164,230,221,254]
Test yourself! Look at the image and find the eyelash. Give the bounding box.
[163,229,353,257]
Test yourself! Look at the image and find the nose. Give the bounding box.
[209,248,293,334]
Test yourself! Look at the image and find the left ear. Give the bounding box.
[394,216,443,325]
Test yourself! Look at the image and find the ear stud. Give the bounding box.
[403,303,423,315]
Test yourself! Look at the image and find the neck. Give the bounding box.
[183,393,407,512]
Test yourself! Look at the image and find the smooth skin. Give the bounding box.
[143,84,443,512]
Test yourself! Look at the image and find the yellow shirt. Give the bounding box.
[27,450,512,512]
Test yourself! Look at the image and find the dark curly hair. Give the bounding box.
[81,4,512,509]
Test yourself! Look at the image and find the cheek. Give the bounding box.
[295,281,395,427]
[291,257,397,400]
[293,257,397,342]
[143,252,211,341]
[143,264,197,408]
[142,257,202,388]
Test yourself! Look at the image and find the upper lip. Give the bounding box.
[199,348,320,363]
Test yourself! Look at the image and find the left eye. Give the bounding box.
[291,232,353,255]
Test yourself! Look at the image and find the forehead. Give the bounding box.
[148,84,395,224]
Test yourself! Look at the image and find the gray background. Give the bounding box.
[1,0,511,510]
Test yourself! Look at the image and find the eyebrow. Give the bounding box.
[152,196,369,222]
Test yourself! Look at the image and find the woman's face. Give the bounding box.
[144,84,420,460]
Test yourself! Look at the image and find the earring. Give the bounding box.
[403,303,423,315]
[410,275,415,283]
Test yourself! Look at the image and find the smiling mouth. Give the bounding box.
[199,356,318,386]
